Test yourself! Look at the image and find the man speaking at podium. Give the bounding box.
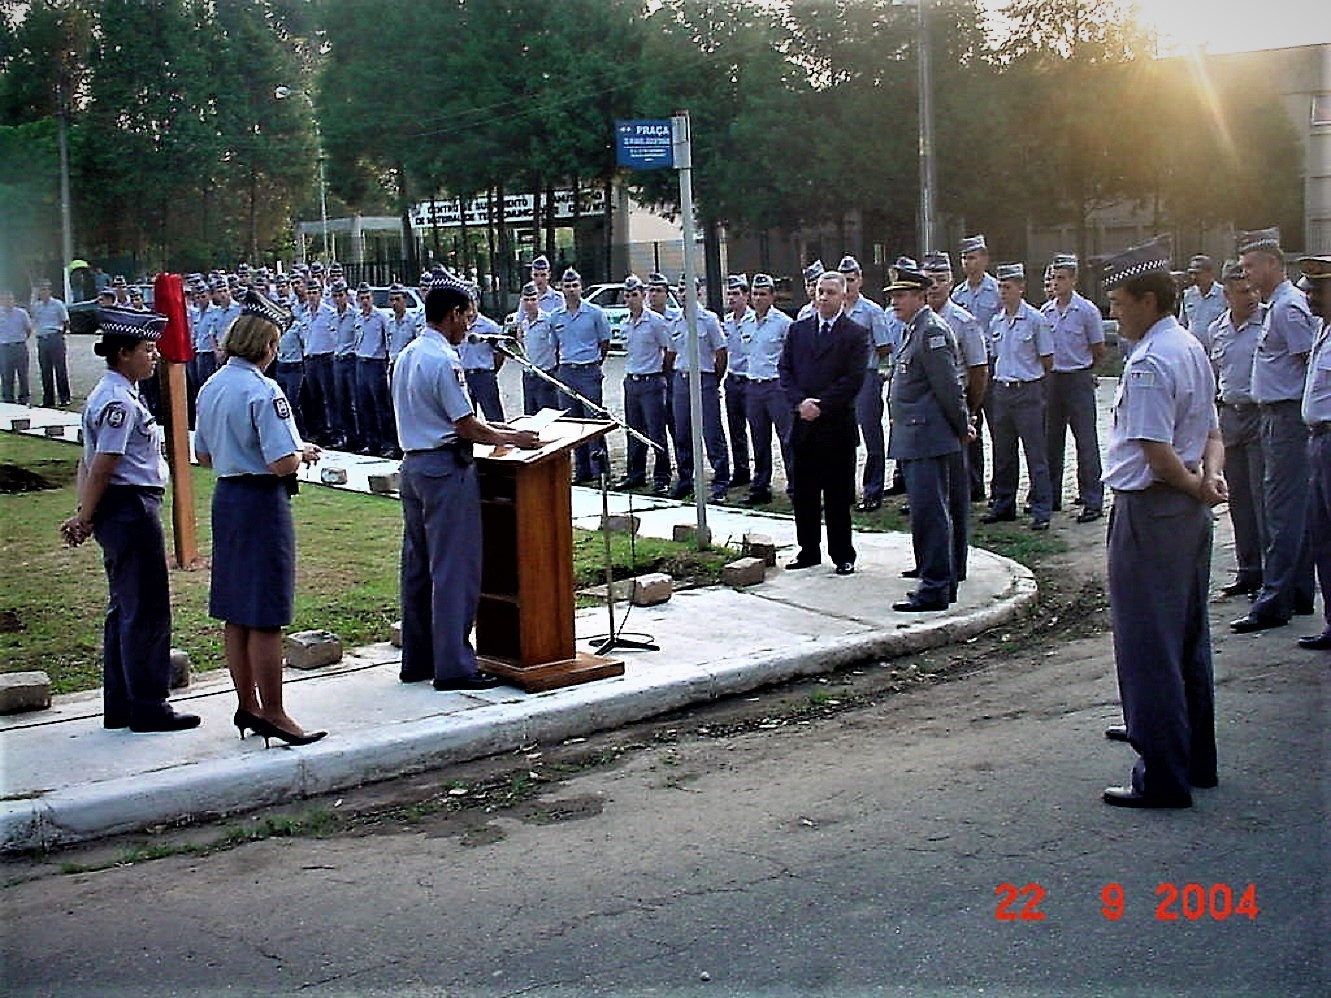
[392,279,541,692]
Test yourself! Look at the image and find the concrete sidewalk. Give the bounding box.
[1,407,1037,851]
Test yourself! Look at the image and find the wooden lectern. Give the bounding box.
[473,417,623,692]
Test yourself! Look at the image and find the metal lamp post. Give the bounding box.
[275,85,331,262]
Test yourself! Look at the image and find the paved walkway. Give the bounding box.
[1,404,1037,851]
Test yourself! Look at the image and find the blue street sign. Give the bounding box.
[615,120,675,170]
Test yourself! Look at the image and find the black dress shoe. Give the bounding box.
[1102,786,1192,809]
[980,511,1016,524]
[1104,724,1129,742]
[1029,519,1050,531]
[785,557,820,570]
[708,487,728,502]
[730,473,751,488]
[129,710,202,733]
[1075,509,1103,524]
[883,481,908,497]
[1218,578,1261,597]
[433,673,504,691]
[742,491,772,506]
[1230,614,1287,633]
[1293,598,1315,616]
[901,566,920,578]
[1051,502,1063,513]
[834,562,855,575]
[400,671,432,683]
[893,595,948,612]
[667,483,693,500]
[652,483,671,497]
[572,475,595,486]
[1190,774,1219,790]
[103,714,130,730]
[612,477,644,490]
[855,497,882,512]
[1297,632,1331,650]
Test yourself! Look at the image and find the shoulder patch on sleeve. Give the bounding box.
[104,402,126,428]
[274,397,291,421]
[927,335,947,350]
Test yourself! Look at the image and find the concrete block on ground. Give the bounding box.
[368,472,400,494]
[631,572,673,606]
[722,557,766,588]
[9,417,30,431]
[742,532,778,567]
[390,619,402,648]
[0,671,51,714]
[672,523,711,546]
[43,425,65,437]
[320,467,349,485]
[168,648,190,689]
[600,513,640,534]
[284,630,343,670]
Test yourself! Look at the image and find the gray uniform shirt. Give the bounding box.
[1251,279,1317,403]
[82,370,167,487]
[1208,305,1265,405]
[989,301,1053,382]
[194,360,302,475]
[1302,320,1331,426]
[886,306,968,460]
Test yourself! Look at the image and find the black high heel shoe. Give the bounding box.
[251,715,328,748]
[234,708,265,740]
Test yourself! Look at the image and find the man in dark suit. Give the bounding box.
[779,270,869,575]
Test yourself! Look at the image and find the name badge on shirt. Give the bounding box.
[927,335,947,350]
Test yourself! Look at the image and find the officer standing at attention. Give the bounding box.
[722,274,755,492]
[922,252,988,590]
[1232,227,1318,633]
[1041,253,1107,521]
[0,288,33,406]
[647,273,683,458]
[616,275,672,493]
[1180,255,1227,351]
[668,275,731,502]
[386,283,422,364]
[780,270,867,575]
[299,280,338,447]
[461,306,507,423]
[30,278,71,408]
[551,268,611,483]
[952,235,1002,502]
[1208,264,1267,597]
[838,255,897,512]
[529,255,566,314]
[60,308,200,732]
[353,284,394,456]
[1099,238,1224,809]
[982,263,1055,529]
[796,260,824,320]
[744,273,795,505]
[393,280,540,691]
[1295,255,1331,650]
[273,286,307,440]
[884,261,970,610]
[331,282,362,452]
[197,279,239,387]
[515,282,559,415]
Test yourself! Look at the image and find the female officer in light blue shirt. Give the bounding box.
[195,289,325,748]
[60,308,200,733]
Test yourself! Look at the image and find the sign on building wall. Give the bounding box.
[410,187,607,230]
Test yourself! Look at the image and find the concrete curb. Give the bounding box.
[0,568,1036,853]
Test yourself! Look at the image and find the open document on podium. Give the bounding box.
[475,409,615,462]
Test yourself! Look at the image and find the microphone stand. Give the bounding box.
[493,337,661,657]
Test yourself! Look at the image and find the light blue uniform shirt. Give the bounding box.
[193,359,301,476]
[386,310,421,362]
[1041,292,1105,371]
[536,287,565,314]
[332,306,358,357]
[302,300,337,355]
[276,316,305,364]
[30,297,68,336]
[723,307,756,376]
[0,306,32,344]
[937,299,988,381]
[551,300,610,365]
[1182,282,1227,345]
[844,295,894,370]
[353,307,391,360]
[670,306,726,373]
[200,302,241,354]
[622,308,671,375]
[1302,321,1331,426]
[1103,316,1217,492]
[951,274,1001,339]
[188,303,208,347]
[989,301,1054,382]
[81,370,167,488]
[1251,279,1317,403]
[459,313,502,370]
[746,308,793,380]
[518,310,557,371]
[796,302,815,321]
[391,328,474,450]
[1208,305,1265,405]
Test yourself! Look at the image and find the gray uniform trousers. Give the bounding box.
[522,369,560,415]
[1219,403,1266,587]
[465,368,505,423]
[399,450,481,682]
[274,362,306,439]
[1251,401,1314,621]
[624,373,671,486]
[333,355,360,446]
[356,357,394,451]
[1045,368,1103,511]
[746,379,794,496]
[724,372,750,482]
[989,379,1053,520]
[558,363,609,479]
[945,449,969,590]
[0,340,30,404]
[302,353,334,442]
[671,370,730,490]
[1108,486,1217,800]
[856,369,887,499]
[1307,428,1331,635]
[37,333,70,405]
[969,374,994,500]
[93,486,174,723]
[902,455,955,603]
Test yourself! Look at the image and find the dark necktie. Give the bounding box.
[821,320,831,337]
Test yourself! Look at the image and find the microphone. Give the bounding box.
[467,331,514,344]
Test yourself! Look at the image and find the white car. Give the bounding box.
[504,283,681,353]
[368,286,424,311]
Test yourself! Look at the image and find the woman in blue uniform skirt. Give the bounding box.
[194,289,326,747]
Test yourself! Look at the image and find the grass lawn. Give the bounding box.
[1,434,730,695]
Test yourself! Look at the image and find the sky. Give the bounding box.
[1125,0,1329,55]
